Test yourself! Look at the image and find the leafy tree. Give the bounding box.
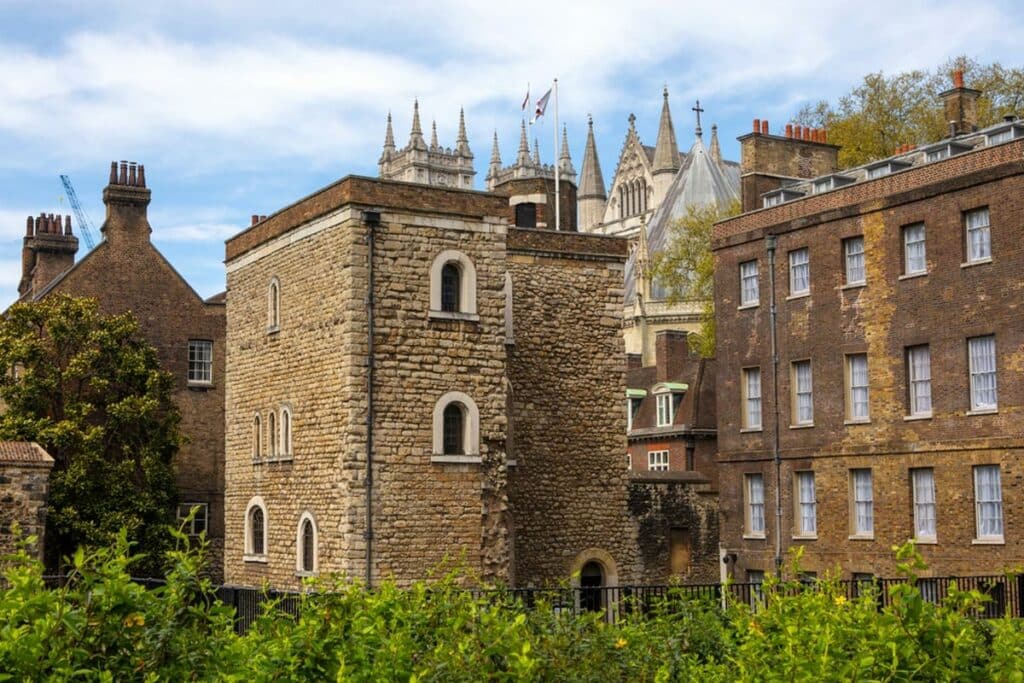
[795,56,1024,168]
[651,200,740,357]
[0,295,180,575]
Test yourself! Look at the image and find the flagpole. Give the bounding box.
[553,78,560,231]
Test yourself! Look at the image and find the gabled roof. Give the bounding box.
[0,441,53,466]
[624,132,740,302]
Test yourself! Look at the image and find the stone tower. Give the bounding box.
[378,101,476,189]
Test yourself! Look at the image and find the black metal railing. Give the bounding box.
[35,573,1024,633]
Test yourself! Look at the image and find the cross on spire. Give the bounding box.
[692,99,704,136]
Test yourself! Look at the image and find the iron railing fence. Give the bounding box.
[36,573,1024,633]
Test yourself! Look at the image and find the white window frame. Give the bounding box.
[177,502,208,536]
[741,367,762,430]
[850,469,874,538]
[964,208,991,263]
[907,345,932,417]
[187,339,213,386]
[431,391,480,463]
[278,405,293,459]
[647,450,669,471]
[244,496,268,562]
[903,223,927,275]
[791,360,813,426]
[794,471,817,538]
[267,277,281,333]
[429,250,478,320]
[843,236,865,285]
[911,468,937,543]
[973,465,1004,542]
[788,248,810,296]
[626,398,641,432]
[655,393,674,427]
[846,353,870,422]
[739,260,759,307]
[968,335,998,412]
[745,473,766,538]
[295,512,319,576]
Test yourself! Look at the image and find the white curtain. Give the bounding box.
[966,208,991,261]
[741,261,759,304]
[796,362,813,423]
[845,237,865,283]
[975,466,1003,537]
[910,346,932,414]
[904,224,926,273]
[850,355,869,418]
[746,369,762,428]
[969,336,998,409]
[799,472,816,533]
[790,249,810,293]
[913,469,936,538]
[749,476,765,533]
[854,470,873,533]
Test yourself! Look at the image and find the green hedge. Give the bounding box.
[1,532,1022,682]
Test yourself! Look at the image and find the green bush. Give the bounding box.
[1,536,1021,681]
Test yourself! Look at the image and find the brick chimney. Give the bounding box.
[654,330,689,383]
[939,69,982,136]
[100,160,152,243]
[18,214,78,299]
[737,118,840,212]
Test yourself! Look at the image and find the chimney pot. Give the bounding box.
[794,125,802,140]
[260,215,267,221]
[109,161,118,184]
[761,119,769,135]
[138,164,146,188]
[753,118,761,133]
[821,129,827,143]
[953,69,964,89]
[251,214,259,226]
[119,161,128,185]
[128,163,137,186]
[25,216,33,236]
[785,123,793,138]
[64,215,72,235]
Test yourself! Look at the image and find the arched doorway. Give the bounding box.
[580,560,604,612]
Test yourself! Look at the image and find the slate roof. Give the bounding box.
[0,441,54,465]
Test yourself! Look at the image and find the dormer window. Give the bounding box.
[866,160,912,179]
[652,382,687,427]
[986,123,1024,145]
[810,174,855,194]
[924,141,972,163]
[762,188,805,208]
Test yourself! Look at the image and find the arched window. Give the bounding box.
[279,406,292,458]
[440,263,461,312]
[268,278,281,332]
[268,411,277,458]
[432,391,480,461]
[253,414,262,459]
[443,402,465,455]
[245,497,268,561]
[296,512,318,575]
[429,251,477,318]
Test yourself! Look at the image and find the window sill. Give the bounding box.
[848,534,875,541]
[785,292,810,301]
[431,454,482,464]
[904,413,932,421]
[243,554,268,564]
[187,382,215,391]
[267,326,280,335]
[841,281,866,290]
[844,418,871,425]
[428,310,480,322]
[914,537,938,545]
[789,423,814,430]
[961,258,992,269]
[898,271,927,281]
[792,534,818,541]
[739,427,763,433]
[742,534,767,541]
[972,537,1005,545]
[966,408,998,416]
[295,570,317,578]
[252,455,294,465]
[737,302,759,310]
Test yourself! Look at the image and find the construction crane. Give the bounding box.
[59,175,98,250]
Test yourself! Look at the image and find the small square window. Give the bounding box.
[648,450,669,471]
[187,340,213,385]
[177,503,208,536]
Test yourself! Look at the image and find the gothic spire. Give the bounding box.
[409,99,426,150]
[383,112,395,151]
[532,137,541,166]
[652,86,680,175]
[709,123,722,163]
[430,120,439,151]
[456,107,473,158]
[559,124,576,180]
[579,114,607,199]
[516,119,531,167]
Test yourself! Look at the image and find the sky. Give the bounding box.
[1,0,1021,307]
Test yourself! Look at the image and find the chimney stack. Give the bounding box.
[939,69,981,136]
[18,213,78,299]
[654,330,690,383]
[101,160,152,244]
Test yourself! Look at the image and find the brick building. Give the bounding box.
[713,74,1024,581]
[223,174,641,589]
[14,162,226,577]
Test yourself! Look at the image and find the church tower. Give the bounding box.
[378,101,476,189]
[577,115,607,232]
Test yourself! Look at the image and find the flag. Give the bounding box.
[530,88,552,124]
[521,85,530,112]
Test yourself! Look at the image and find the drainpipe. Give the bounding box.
[363,209,381,588]
[766,233,783,573]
